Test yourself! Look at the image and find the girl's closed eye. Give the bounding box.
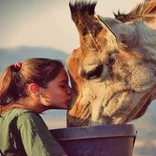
[59,80,69,88]
[60,84,65,88]
[60,84,68,88]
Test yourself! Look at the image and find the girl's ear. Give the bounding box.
[28,83,40,95]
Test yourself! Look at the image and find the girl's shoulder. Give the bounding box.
[0,108,43,135]
[3,108,34,116]
[1,108,42,124]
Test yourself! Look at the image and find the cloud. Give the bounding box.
[0,0,144,53]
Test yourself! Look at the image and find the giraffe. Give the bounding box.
[66,1,156,127]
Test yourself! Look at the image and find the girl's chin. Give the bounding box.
[62,105,69,110]
[46,102,70,110]
[50,105,69,110]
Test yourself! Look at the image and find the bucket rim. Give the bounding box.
[50,124,137,141]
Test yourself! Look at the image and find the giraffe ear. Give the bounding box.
[97,15,135,44]
[29,83,40,95]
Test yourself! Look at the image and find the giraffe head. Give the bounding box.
[66,1,156,127]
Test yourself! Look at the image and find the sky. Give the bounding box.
[0,0,143,53]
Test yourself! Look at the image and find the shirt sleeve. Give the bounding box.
[17,111,66,156]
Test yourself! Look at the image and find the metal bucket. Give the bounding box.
[50,124,136,156]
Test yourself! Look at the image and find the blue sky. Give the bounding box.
[0,0,143,53]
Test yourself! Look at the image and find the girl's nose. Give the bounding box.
[67,86,72,95]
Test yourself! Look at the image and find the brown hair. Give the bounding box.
[0,58,64,106]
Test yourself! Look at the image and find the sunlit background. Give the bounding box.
[0,0,156,155]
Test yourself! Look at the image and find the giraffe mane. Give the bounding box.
[114,1,156,23]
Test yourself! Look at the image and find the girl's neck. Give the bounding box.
[16,97,47,113]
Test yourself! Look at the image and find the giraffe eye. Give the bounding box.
[86,64,103,80]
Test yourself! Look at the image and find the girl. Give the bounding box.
[0,58,71,156]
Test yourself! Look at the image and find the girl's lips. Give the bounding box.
[67,98,71,106]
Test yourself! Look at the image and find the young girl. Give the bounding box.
[0,58,71,156]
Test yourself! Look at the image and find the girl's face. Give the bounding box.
[39,68,72,109]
